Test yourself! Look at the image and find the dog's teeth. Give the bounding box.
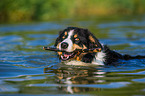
[61,55,69,60]
[61,55,63,59]
[66,56,69,59]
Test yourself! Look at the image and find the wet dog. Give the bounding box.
[54,27,145,65]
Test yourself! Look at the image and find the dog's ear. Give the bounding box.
[58,30,64,35]
[85,29,103,49]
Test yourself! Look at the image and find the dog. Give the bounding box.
[54,27,145,65]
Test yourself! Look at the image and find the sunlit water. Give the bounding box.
[0,16,145,96]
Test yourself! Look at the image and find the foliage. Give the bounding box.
[0,0,145,23]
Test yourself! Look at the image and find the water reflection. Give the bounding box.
[44,66,106,94]
[0,65,145,95]
[44,66,145,95]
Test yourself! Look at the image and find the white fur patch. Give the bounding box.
[92,51,106,65]
[59,30,74,52]
[62,50,106,66]
[64,60,90,66]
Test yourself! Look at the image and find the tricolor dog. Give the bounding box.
[54,27,145,65]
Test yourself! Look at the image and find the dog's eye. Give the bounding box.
[75,38,79,41]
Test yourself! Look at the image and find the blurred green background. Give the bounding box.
[0,0,145,23]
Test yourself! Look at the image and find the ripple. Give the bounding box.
[0,22,63,32]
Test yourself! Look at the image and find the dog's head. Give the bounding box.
[54,27,102,61]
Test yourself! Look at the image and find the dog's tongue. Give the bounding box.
[61,52,74,60]
[64,54,70,57]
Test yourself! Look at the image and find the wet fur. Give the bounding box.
[55,27,145,65]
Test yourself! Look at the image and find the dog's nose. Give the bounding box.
[61,42,68,49]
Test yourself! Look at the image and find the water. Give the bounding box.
[0,16,145,96]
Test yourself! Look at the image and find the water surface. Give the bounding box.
[0,16,145,96]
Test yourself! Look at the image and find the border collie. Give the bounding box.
[54,27,145,65]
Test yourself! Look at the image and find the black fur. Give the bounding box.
[82,53,96,63]
[55,27,145,65]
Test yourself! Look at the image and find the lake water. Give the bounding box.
[0,16,145,96]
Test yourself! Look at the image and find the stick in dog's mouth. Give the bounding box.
[43,46,101,53]
[43,46,101,61]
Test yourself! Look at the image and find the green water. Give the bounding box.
[0,16,145,96]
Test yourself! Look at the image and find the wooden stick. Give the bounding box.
[43,46,101,53]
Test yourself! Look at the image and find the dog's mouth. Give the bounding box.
[60,52,76,61]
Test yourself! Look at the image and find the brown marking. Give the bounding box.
[64,32,67,35]
[82,44,87,49]
[89,35,95,43]
[57,52,62,56]
[73,44,83,50]
[98,48,101,51]
[76,57,81,61]
[62,36,65,39]
[71,44,88,61]
[76,53,87,61]
[57,76,63,80]
[72,44,87,51]
[93,49,98,52]
[95,44,98,47]
[74,34,78,38]
[56,42,61,49]
[77,52,81,56]
[56,43,63,56]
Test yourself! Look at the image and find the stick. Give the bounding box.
[43,46,101,53]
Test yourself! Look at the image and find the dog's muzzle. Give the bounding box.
[59,42,75,60]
